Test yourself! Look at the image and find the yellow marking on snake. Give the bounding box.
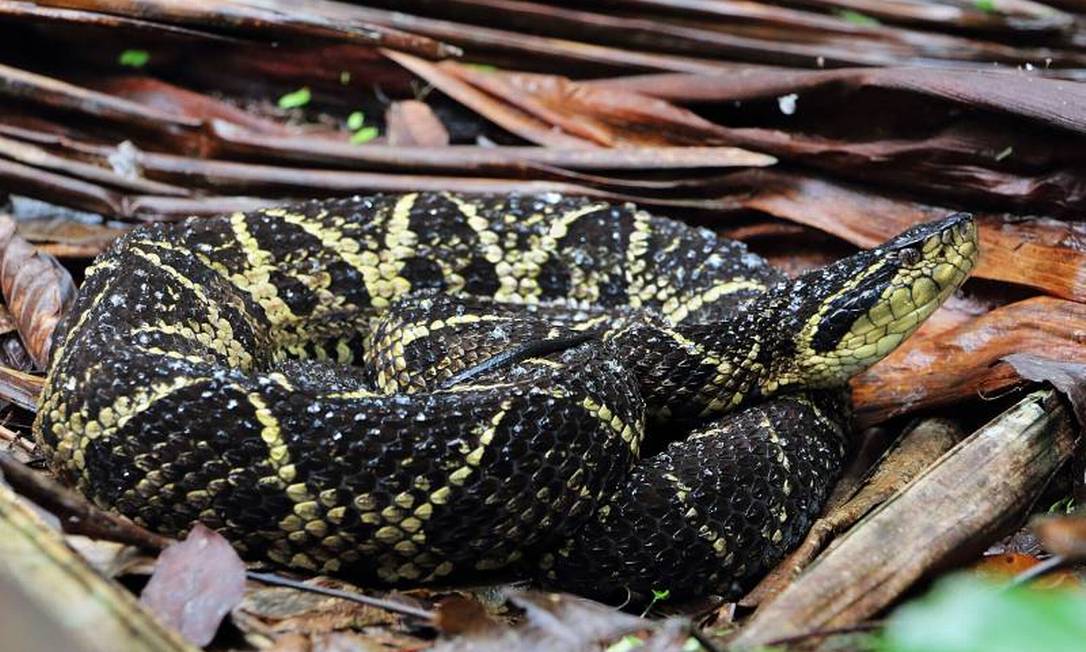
[664,279,766,324]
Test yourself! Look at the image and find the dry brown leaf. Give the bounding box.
[971,552,1080,589]
[384,49,598,148]
[140,524,246,647]
[385,100,450,147]
[1001,354,1086,427]
[430,590,648,652]
[1032,515,1086,562]
[233,579,401,637]
[852,297,1086,427]
[17,217,128,259]
[0,215,76,369]
[434,595,503,636]
[444,62,738,146]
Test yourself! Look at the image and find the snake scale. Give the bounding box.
[33,192,977,601]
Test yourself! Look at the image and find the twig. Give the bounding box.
[0,422,37,459]
[0,452,170,550]
[246,570,436,622]
[1009,554,1067,588]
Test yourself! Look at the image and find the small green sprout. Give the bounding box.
[640,588,670,617]
[995,146,1014,162]
[837,9,880,26]
[350,126,379,144]
[277,87,311,110]
[605,634,644,652]
[118,49,150,68]
[975,0,997,13]
[347,111,366,131]
[339,70,351,85]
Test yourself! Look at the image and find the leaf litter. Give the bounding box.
[0,1,1085,650]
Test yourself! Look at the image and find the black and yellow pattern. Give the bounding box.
[33,192,978,599]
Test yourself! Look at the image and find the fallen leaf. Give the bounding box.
[140,523,246,646]
[434,595,502,636]
[385,100,450,147]
[0,215,76,368]
[232,578,401,637]
[852,297,1086,427]
[1001,354,1086,427]
[430,590,649,652]
[1032,515,1086,562]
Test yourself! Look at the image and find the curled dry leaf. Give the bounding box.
[1001,354,1086,427]
[430,590,648,652]
[232,578,401,638]
[971,552,1080,590]
[385,100,450,147]
[1032,515,1086,562]
[140,524,246,647]
[0,215,76,369]
[434,595,503,636]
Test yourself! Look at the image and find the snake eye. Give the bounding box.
[899,247,922,266]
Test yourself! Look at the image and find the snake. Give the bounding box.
[32,192,977,601]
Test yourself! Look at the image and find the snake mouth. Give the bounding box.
[793,213,979,386]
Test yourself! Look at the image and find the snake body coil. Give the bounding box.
[34,193,977,600]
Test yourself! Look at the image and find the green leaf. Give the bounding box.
[651,589,670,601]
[605,635,644,652]
[975,0,997,13]
[463,62,497,73]
[277,87,311,110]
[880,575,1086,652]
[837,9,880,26]
[350,126,379,144]
[681,637,704,651]
[1049,495,1075,513]
[346,111,366,131]
[339,70,351,85]
[995,146,1014,162]
[118,49,150,68]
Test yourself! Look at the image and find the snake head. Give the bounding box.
[775,212,978,388]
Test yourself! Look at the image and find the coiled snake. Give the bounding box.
[33,193,977,601]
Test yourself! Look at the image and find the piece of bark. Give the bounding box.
[0,452,170,550]
[741,418,961,608]
[852,297,1086,427]
[0,365,42,410]
[0,135,188,196]
[36,0,455,58]
[0,478,195,652]
[208,120,775,170]
[385,100,450,147]
[0,61,199,130]
[731,389,1078,649]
